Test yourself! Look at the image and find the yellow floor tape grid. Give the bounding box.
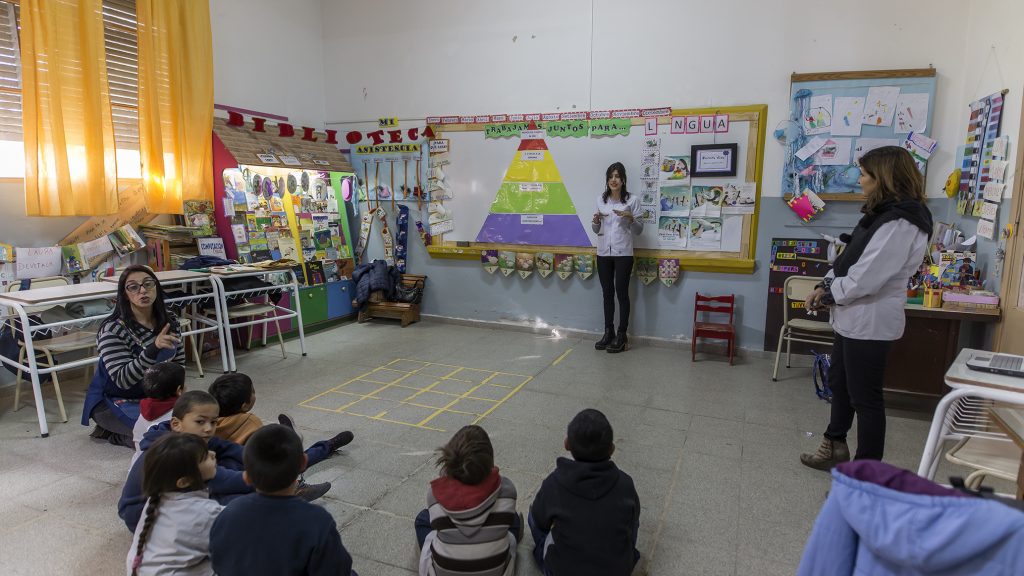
[298,359,533,431]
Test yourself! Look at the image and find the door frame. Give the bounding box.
[994,99,1024,353]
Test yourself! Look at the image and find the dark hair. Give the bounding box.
[172,390,220,420]
[244,424,305,493]
[601,162,630,204]
[567,408,614,462]
[208,373,254,417]
[858,146,925,213]
[102,265,175,334]
[435,425,494,485]
[131,433,208,575]
[143,362,185,400]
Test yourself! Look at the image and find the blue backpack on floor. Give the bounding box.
[811,350,832,403]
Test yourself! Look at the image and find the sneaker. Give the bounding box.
[327,431,355,452]
[277,414,295,431]
[89,425,112,440]
[107,432,135,449]
[296,481,331,502]
[799,438,851,471]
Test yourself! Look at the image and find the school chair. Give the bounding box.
[692,293,736,365]
[203,297,286,360]
[6,276,97,423]
[771,276,834,381]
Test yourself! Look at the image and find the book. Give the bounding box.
[183,200,218,237]
[303,260,325,285]
[108,225,146,256]
[61,244,88,274]
[0,242,13,262]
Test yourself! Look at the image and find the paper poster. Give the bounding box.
[902,132,938,168]
[813,138,852,166]
[535,252,554,278]
[659,156,690,182]
[979,201,999,220]
[635,205,657,225]
[721,215,744,252]
[15,246,62,279]
[690,185,724,218]
[659,184,691,216]
[688,217,723,250]
[498,250,515,276]
[992,135,1009,158]
[516,252,535,279]
[658,259,679,287]
[831,97,865,136]
[657,216,688,249]
[722,183,756,214]
[894,93,929,133]
[853,138,899,162]
[862,86,900,127]
[80,235,115,262]
[634,257,658,285]
[198,237,227,259]
[988,160,1009,181]
[977,218,995,240]
[481,250,498,274]
[803,94,833,135]
[795,136,827,161]
[983,182,1006,202]
[554,254,574,280]
[574,254,594,280]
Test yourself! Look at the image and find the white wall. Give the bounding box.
[210,0,327,129]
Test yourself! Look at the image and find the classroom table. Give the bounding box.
[883,305,1001,410]
[206,266,307,373]
[917,348,1024,483]
[101,269,230,375]
[0,282,118,438]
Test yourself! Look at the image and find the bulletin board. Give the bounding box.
[427,104,767,274]
[781,68,937,200]
[763,238,832,353]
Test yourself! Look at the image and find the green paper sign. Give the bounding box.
[546,120,589,138]
[589,118,632,137]
[484,122,546,139]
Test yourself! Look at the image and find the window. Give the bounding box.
[0,0,140,177]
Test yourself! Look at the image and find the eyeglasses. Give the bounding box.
[125,279,157,294]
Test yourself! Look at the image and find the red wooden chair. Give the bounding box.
[692,293,736,365]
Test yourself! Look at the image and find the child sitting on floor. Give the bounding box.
[118,391,341,532]
[529,408,641,576]
[208,373,261,444]
[126,433,222,576]
[130,362,185,468]
[210,425,358,576]
[415,425,520,576]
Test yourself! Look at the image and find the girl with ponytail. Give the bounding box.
[126,433,222,575]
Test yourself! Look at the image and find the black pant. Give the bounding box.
[597,256,634,332]
[824,332,892,460]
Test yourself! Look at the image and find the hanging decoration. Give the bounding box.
[515,252,535,279]
[535,252,554,278]
[481,250,498,274]
[554,254,574,280]
[634,257,658,285]
[575,254,594,280]
[658,258,680,287]
[498,250,515,276]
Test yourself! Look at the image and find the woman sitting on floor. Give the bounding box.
[83,265,184,448]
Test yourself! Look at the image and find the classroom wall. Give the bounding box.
[320,0,1022,349]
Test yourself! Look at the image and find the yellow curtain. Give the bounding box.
[137,0,213,214]
[21,0,118,216]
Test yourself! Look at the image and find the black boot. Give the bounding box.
[606,330,628,353]
[595,326,615,350]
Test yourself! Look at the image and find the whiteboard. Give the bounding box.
[438,120,751,250]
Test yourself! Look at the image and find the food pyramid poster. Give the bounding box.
[475,122,592,246]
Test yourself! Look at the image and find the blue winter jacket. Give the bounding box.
[117,421,251,532]
[351,259,398,309]
[798,463,1024,575]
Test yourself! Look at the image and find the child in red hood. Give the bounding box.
[130,362,184,468]
[414,425,521,576]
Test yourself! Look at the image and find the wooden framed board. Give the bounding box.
[426,104,767,274]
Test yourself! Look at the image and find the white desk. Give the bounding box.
[0,282,118,437]
[917,348,1024,481]
[206,266,307,372]
[101,270,229,374]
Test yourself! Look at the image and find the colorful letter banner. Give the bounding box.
[546,120,589,138]
[481,249,498,274]
[589,118,632,137]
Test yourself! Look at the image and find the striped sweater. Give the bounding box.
[422,469,517,576]
[96,314,185,391]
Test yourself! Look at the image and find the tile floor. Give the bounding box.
[0,321,1003,575]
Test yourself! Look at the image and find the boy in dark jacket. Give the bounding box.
[529,409,641,576]
[118,391,333,532]
[210,425,358,576]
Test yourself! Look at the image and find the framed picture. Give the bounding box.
[690,143,738,177]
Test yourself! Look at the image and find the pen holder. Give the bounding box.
[923,287,943,308]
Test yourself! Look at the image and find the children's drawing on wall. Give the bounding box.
[803,94,833,135]
[813,138,853,166]
[831,96,865,137]
[690,185,724,218]
[659,185,691,216]
[688,217,722,250]
[658,216,688,249]
[894,93,929,133]
[862,86,900,127]
[722,183,756,214]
